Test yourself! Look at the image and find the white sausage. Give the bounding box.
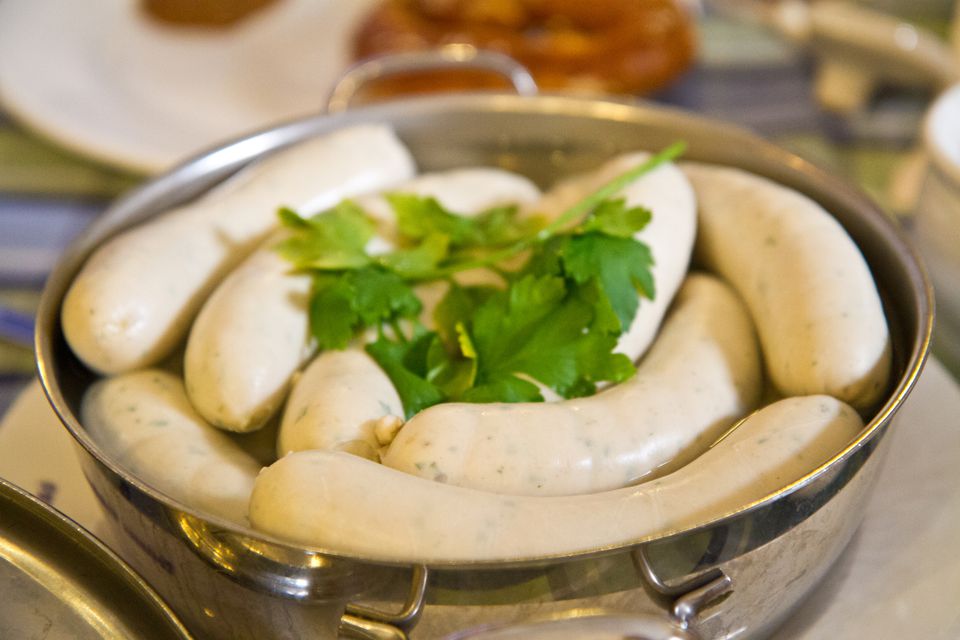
[276,350,403,460]
[62,125,415,375]
[533,153,697,360]
[382,273,763,495]
[682,163,891,409]
[182,241,312,433]
[81,370,262,525]
[186,168,541,432]
[249,395,864,563]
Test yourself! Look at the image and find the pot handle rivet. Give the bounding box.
[672,572,734,632]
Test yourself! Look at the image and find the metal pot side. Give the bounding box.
[35,94,932,639]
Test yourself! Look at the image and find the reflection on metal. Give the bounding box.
[173,510,385,600]
[339,565,429,640]
[176,513,239,574]
[441,609,703,639]
[325,45,539,113]
[708,414,752,449]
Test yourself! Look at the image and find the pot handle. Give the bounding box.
[324,45,539,113]
[337,553,732,639]
[338,565,428,640]
[632,546,734,634]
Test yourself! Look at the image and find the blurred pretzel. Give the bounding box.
[352,0,697,96]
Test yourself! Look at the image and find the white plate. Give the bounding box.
[1,360,959,639]
[0,0,377,174]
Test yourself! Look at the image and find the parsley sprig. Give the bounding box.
[275,142,685,417]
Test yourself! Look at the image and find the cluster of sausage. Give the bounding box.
[67,124,891,562]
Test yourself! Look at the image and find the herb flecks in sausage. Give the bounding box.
[275,142,687,416]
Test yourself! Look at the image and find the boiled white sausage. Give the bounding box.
[62,125,415,374]
[250,395,864,563]
[81,370,262,525]
[382,273,763,495]
[683,163,891,409]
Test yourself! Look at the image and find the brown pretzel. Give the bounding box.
[351,0,696,96]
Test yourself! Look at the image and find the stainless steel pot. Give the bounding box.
[35,87,932,639]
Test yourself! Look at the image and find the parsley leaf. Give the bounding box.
[470,205,545,246]
[377,232,449,279]
[308,276,355,350]
[560,233,655,333]
[309,268,420,350]
[389,194,478,245]
[275,141,687,417]
[461,376,543,403]
[468,274,566,374]
[349,268,421,325]
[579,198,652,238]
[432,283,496,346]
[366,332,446,419]
[425,327,477,399]
[388,193,540,249]
[464,275,635,398]
[275,202,375,270]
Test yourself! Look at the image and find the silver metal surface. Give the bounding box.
[0,478,192,639]
[441,610,701,640]
[672,574,733,633]
[34,93,932,639]
[326,45,538,114]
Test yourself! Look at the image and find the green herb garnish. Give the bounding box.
[276,142,685,417]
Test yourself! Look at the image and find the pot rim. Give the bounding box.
[35,91,934,569]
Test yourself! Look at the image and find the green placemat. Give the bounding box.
[0,124,141,198]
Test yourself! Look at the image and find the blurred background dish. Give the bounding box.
[0,0,380,174]
[1,0,955,176]
[911,83,960,374]
[0,0,694,175]
[0,0,703,175]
